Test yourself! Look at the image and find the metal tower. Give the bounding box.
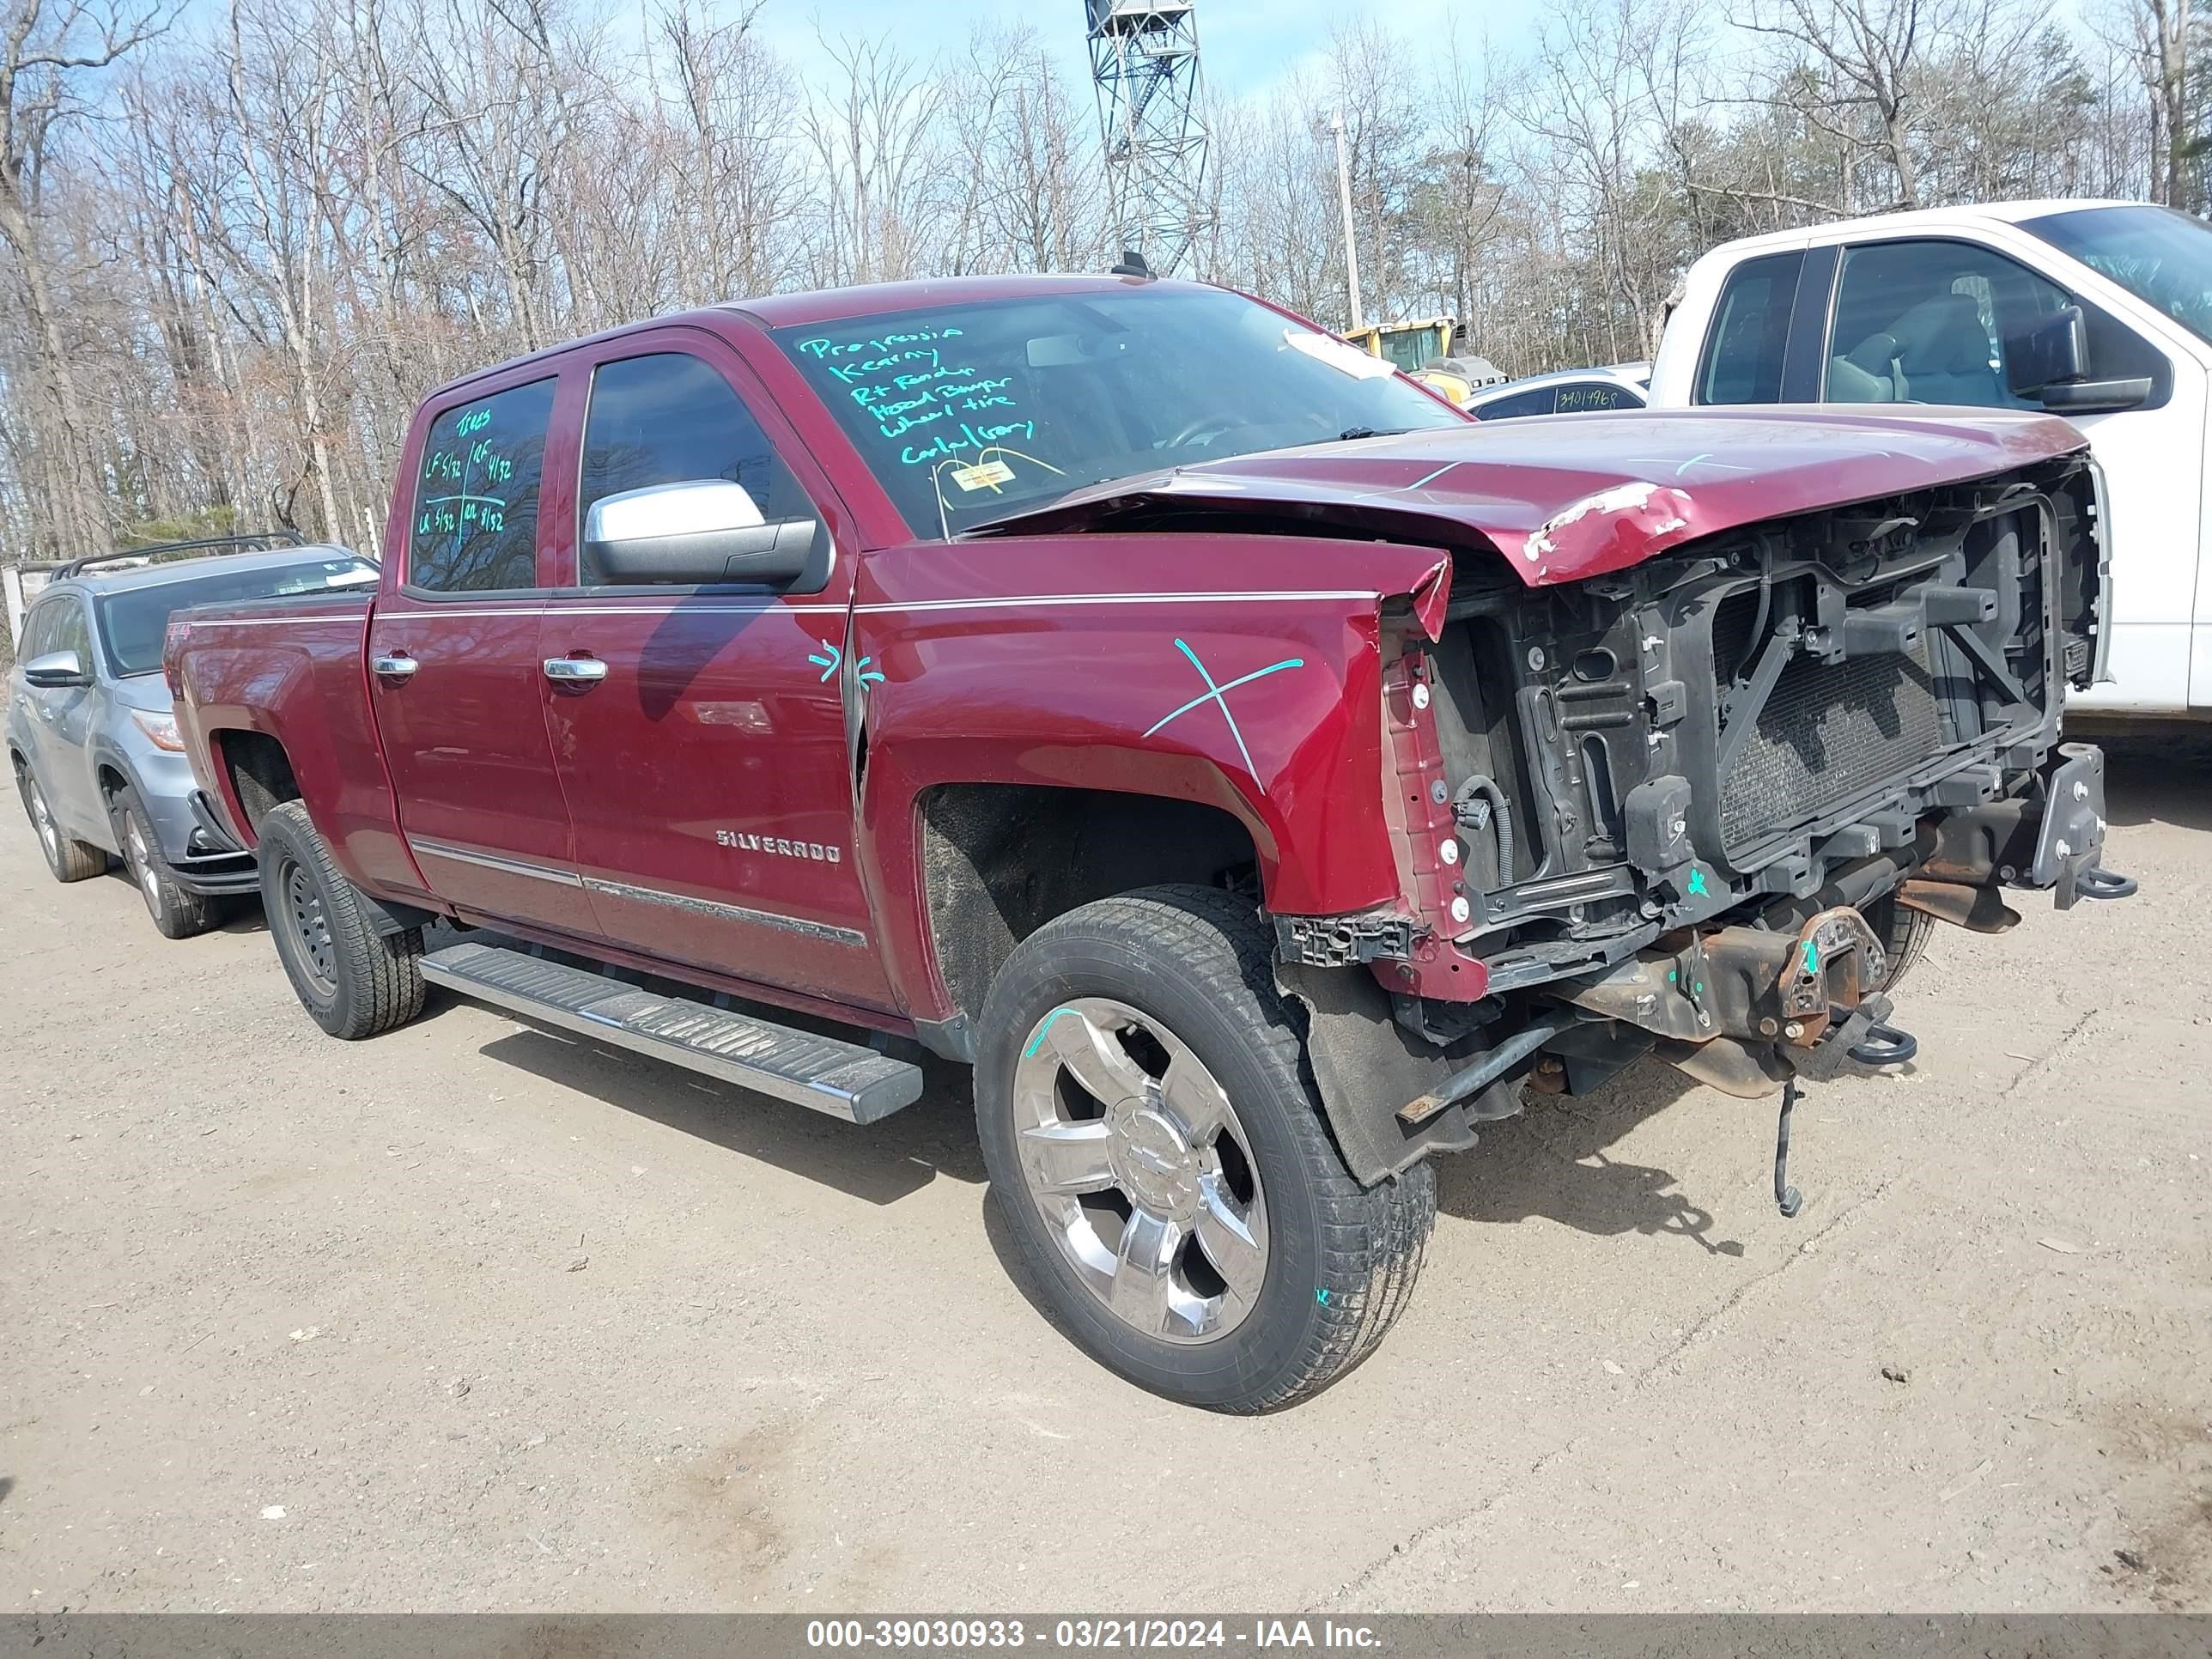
[1085,0,1212,276]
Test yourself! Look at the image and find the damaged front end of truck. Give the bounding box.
[997,410,2137,1204]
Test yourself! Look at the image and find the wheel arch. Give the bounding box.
[210,726,303,842]
[908,780,1266,1044]
[91,745,145,811]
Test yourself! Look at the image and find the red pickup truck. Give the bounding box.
[167,273,2131,1411]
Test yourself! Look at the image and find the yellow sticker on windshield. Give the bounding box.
[949,459,1016,491]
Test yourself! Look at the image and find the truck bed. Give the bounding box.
[165,594,423,901]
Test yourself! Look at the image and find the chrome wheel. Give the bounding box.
[1012,997,1268,1344]
[282,859,337,994]
[124,813,161,916]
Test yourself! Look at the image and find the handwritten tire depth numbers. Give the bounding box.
[416,403,513,540]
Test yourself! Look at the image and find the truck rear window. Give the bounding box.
[772,287,1465,538]
[1698,252,1802,404]
[407,378,555,592]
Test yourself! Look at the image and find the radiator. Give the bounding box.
[1720,641,1943,848]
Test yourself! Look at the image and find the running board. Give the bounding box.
[419,941,923,1124]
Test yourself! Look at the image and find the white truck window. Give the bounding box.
[1826,240,2067,408]
[1696,251,1802,404]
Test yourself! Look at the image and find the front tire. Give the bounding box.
[111,784,221,939]
[258,799,424,1038]
[1864,892,1934,992]
[975,884,1434,1413]
[16,763,105,882]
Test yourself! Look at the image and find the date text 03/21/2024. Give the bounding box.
[804,1620,1383,1650]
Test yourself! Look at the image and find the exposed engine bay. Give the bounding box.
[1274,452,2135,1187]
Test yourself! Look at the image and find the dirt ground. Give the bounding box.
[1,740,2207,1614]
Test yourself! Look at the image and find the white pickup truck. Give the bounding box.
[1650,199,2212,716]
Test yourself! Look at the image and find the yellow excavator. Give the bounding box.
[1343,317,1504,408]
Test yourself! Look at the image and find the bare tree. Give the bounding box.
[0,0,2186,578]
[654,2,802,300]
[1325,16,1428,325]
[944,24,1098,274]
[1424,21,1510,331]
[0,0,161,560]
[1733,0,1940,209]
[2122,0,2194,206]
[801,31,938,288]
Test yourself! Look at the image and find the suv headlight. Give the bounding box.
[130,708,185,751]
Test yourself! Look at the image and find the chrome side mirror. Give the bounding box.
[583,480,815,586]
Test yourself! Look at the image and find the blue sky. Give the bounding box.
[750,0,1512,102]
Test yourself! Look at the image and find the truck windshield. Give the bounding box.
[772,285,1466,538]
[2023,204,2212,346]
[97,555,378,677]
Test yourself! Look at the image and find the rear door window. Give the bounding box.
[17,601,55,661]
[406,377,556,593]
[1698,251,1804,404]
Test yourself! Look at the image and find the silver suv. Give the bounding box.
[8,537,377,937]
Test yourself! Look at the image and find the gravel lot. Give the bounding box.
[2,739,2207,1613]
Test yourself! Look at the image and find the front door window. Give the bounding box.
[1825,240,2068,407]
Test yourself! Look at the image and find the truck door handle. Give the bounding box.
[543,656,608,684]
[370,650,417,680]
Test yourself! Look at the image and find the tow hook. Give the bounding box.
[1846,1020,1917,1065]
[2076,866,2137,902]
[1788,994,1917,1081]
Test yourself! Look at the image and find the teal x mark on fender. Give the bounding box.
[1143,639,1304,778]
[1686,866,1708,896]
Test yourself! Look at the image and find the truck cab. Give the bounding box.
[1650,199,2212,717]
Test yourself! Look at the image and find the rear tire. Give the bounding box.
[975,884,1434,1413]
[258,799,424,1038]
[16,763,106,882]
[111,784,221,939]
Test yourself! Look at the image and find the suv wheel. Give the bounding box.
[258,799,425,1038]
[975,884,1435,1413]
[111,784,220,939]
[16,763,106,882]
